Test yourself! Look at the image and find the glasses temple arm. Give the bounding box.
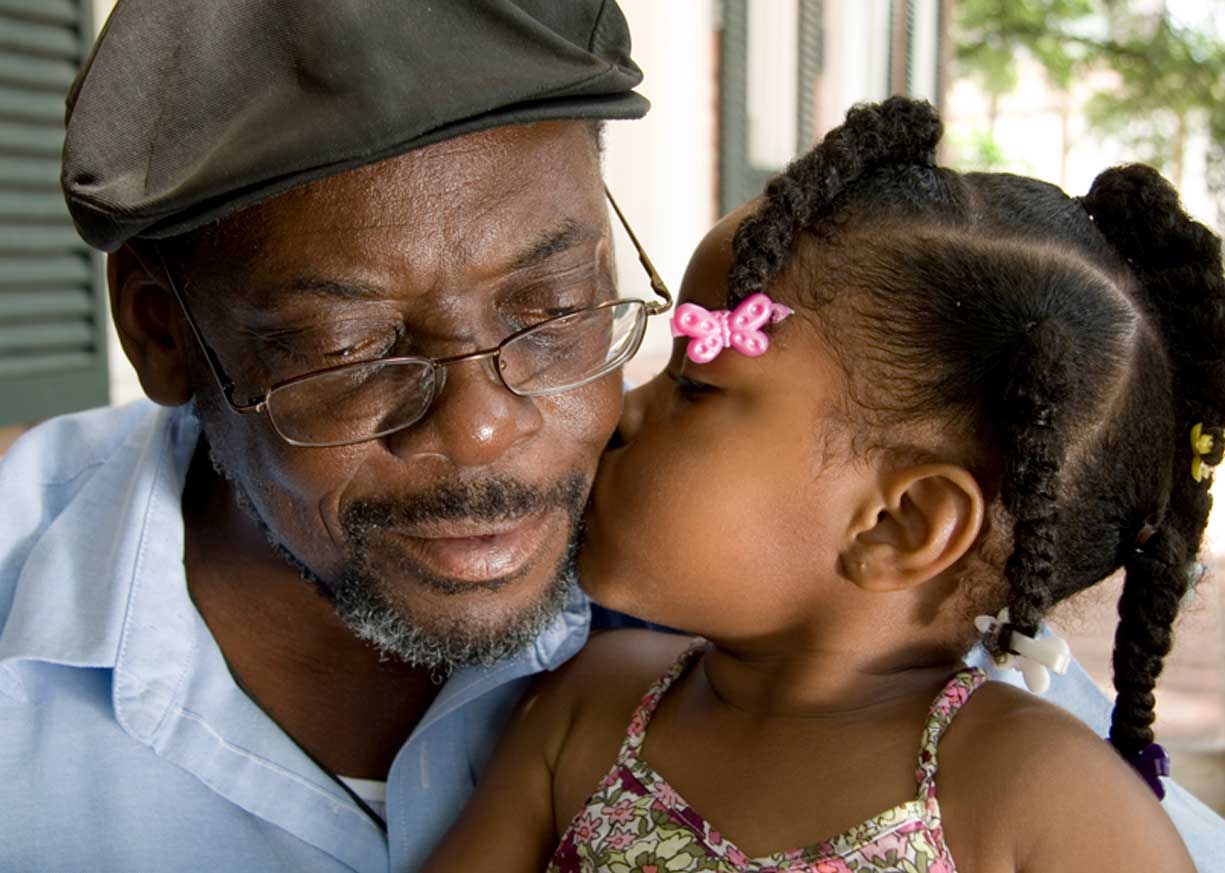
[603,185,673,315]
[145,244,265,412]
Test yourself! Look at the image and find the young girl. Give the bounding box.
[424,98,1217,872]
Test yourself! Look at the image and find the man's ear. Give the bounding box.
[108,244,194,406]
[841,465,985,593]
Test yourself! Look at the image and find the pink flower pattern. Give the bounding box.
[546,639,985,872]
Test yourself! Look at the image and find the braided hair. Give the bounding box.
[1080,166,1225,759]
[728,96,1225,779]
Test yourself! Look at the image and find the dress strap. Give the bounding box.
[915,667,988,799]
[617,637,706,760]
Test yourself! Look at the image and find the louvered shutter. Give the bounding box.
[718,0,775,216]
[0,0,107,426]
[718,1,825,215]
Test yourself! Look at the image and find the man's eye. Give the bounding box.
[326,335,394,361]
[532,305,587,324]
[502,283,614,330]
[268,333,397,370]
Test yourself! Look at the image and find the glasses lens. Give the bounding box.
[265,359,436,447]
[500,301,646,396]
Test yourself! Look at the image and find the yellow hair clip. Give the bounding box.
[1191,422,1217,483]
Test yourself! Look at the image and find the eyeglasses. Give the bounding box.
[156,186,672,448]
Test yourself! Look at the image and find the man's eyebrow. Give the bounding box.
[253,222,597,302]
[510,219,597,271]
[261,277,386,302]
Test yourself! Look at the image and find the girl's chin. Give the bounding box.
[578,575,673,631]
[577,550,640,612]
[576,513,665,622]
[575,548,614,602]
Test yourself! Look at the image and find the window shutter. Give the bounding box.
[0,0,108,427]
[718,0,825,215]
[718,0,776,216]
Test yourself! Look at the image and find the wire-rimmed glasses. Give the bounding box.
[157,186,672,447]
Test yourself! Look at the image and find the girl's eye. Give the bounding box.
[668,371,716,400]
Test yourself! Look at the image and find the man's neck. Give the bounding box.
[181,446,440,780]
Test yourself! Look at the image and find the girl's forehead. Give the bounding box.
[677,203,757,308]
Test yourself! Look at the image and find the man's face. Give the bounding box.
[175,121,621,669]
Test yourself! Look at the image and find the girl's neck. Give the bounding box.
[698,637,965,719]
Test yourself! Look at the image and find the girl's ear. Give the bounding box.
[840,465,985,592]
[108,244,194,406]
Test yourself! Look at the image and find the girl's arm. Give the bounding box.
[421,664,576,873]
[423,629,690,873]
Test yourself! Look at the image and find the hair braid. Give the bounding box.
[1081,164,1225,759]
[1111,527,1187,756]
[727,96,942,304]
[988,320,1075,649]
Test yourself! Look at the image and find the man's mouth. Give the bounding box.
[383,511,556,585]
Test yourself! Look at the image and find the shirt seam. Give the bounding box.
[169,704,376,818]
[112,423,192,743]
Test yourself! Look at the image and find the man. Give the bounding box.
[4,2,664,870]
[0,1,1220,871]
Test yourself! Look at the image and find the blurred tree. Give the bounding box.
[956,0,1225,219]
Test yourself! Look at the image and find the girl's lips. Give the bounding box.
[387,512,556,584]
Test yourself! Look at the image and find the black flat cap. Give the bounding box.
[62,0,648,252]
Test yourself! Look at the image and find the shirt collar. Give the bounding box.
[410,583,591,741]
[0,402,199,675]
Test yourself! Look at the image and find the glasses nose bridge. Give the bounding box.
[424,344,513,412]
[440,343,508,378]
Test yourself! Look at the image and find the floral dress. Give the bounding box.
[547,640,986,873]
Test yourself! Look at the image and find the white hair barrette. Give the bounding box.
[974,608,1071,694]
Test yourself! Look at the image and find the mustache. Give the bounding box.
[342,473,590,531]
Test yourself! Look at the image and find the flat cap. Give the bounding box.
[62,0,648,252]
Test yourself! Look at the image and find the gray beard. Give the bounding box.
[329,534,579,673]
[195,408,584,675]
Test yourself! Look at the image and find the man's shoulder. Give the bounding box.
[0,400,186,642]
[0,399,167,557]
[1,400,164,488]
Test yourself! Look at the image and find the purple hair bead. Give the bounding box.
[1130,742,1171,800]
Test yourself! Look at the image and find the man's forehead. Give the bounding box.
[179,121,609,289]
[240,122,600,228]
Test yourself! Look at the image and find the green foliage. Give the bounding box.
[957,0,1097,91]
[955,0,1225,220]
[948,126,1012,171]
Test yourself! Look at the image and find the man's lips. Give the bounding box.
[381,511,557,585]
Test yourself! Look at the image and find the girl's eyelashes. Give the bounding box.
[667,370,718,399]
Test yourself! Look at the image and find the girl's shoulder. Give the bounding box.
[540,629,697,825]
[541,628,697,739]
[936,679,1193,872]
[554,628,697,695]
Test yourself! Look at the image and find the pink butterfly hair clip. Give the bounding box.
[670,292,794,364]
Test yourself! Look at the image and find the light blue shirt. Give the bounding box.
[1,401,1222,871]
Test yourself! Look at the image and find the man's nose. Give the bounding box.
[390,356,543,467]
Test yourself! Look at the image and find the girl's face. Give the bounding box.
[580,208,880,642]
